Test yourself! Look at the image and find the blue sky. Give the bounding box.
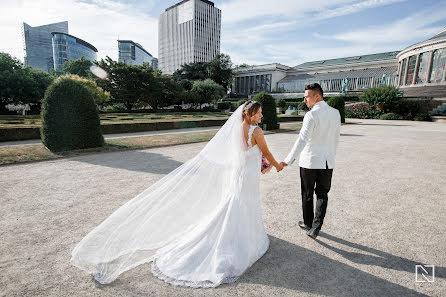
[1,0,445,67]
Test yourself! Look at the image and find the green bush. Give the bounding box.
[237,99,247,107]
[380,113,403,120]
[276,99,287,109]
[41,75,104,151]
[360,86,403,113]
[327,96,345,123]
[395,100,421,120]
[413,114,432,121]
[217,102,231,110]
[298,102,308,111]
[253,92,279,130]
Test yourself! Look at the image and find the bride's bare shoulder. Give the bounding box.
[253,126,263,137]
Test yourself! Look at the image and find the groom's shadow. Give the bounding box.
[316,233,446,279]
[239,235,430,297]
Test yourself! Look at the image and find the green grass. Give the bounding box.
[0,122,302,166]
[0,112,230,128]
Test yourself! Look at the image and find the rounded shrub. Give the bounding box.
[253,92,279,130]
[276,99,287,109]
[41,75,104,152]
[217,101,231,110]
[413,113,432,121]
[327,96,346,123]
[380,113,403,120]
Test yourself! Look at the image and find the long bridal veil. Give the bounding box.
[70,105,249,284]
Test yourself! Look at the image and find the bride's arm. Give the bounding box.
[253,127,283,172]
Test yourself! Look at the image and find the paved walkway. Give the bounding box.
[1,119,445,296]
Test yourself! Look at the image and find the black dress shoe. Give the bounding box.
[306,227,319,239]
[298,221,311,231]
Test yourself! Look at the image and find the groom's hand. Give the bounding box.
[280,162,288,168]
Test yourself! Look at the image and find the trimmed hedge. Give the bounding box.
[327,96,345,123]
[380,113,403,120]
[253,92,279,130]
[41,76,104,151]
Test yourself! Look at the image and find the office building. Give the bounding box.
[52,32,97,71]
[118,40,158,69]
[158,0,221,74]
[22,21,69,72]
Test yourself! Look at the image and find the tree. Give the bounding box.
[94,57,176,111]
[0,52,54,113]
[172,53,233,91]
[209,53,233,91]
[360,85,403,113]
[63,57,93,78]
[191,79,225,109]
[173,62,209,82]
[0,53,24,112]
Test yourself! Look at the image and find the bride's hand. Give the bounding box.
[261,167,271,174]
[275,163,284,172]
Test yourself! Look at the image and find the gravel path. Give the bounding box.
[1,119,445,297]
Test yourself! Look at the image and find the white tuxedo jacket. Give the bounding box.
[284,100,341,169]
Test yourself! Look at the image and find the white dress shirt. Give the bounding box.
[284,100,341,169]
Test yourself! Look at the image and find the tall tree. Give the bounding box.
[191,79,225,109]
[0,52,54,112]
[63,57,93,78]
[209,53,233,91]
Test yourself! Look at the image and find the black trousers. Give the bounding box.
[300,162,333,231]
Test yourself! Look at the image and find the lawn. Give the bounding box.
[0,122,302,165]
[0,112,230,128]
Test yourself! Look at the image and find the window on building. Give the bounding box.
[405,55,417,85]
[416,52,430,84]
[430,48,446,83]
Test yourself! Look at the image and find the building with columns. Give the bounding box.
[232,27,446,98]
[158,0,221,74]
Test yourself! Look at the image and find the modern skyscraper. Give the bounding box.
[158,0,221,74]
[22,21,69,72]
[118,40,158,69]
[52,32,98,71]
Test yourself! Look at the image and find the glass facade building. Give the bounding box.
[397,27,446,87]
[51,32,97,71]
[22,21,69,73]
[118,40,158,69]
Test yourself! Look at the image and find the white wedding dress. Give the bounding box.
[70,105,270,288]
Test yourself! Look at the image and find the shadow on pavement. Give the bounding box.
[340,133,363,137]
[317,233,445,280]
[240,235,428,297]
[72,150,184,174]
[351,123,411,127]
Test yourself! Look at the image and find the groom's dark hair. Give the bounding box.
[305,83,323,97]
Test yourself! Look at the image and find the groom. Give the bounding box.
[281,83,340,239]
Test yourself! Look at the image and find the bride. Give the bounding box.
[70,100,284,288]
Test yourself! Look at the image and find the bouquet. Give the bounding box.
[261,154,271,174]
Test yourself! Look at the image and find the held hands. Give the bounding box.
[275,162,288,172]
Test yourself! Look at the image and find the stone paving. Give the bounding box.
[1,119,445,297]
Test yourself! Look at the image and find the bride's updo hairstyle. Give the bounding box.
[242,100,262,122]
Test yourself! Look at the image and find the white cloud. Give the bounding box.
[0,0,159,62]
[314,0,406,20]
[331,3,446,44]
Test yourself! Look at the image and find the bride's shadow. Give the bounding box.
[71,150,184,174]
[240,235,430,297]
